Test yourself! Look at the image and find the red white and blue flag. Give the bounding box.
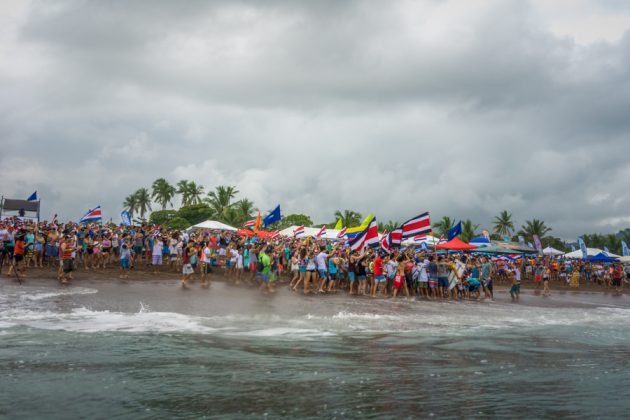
[316,226,326,237]
[380,234,391,254]
[349,217,379,252]
[293,225,305,237]
[271,231,281,239]
[401,212,431,239]
[243,220,256,228]
[389,228,402,247]
[80,206,102,223]
[364,218,379,248]
[337,227,347,238]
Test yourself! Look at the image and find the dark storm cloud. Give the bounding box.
[2,0,630,238]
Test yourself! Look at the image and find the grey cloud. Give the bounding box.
[2,0,630,237]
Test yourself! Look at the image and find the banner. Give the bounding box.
[578,238,588,259]
[532,234,543,253]
[622,240,629,257]
[121,211,132,226]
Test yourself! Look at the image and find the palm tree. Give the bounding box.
[493,210,514,238]
[123,193,139,218]
[134,188,152,220]
[461,219,480,242]
[188,182,205,205]
[204,185,239,217]
[151,178,176,210]
[333,210,362,227]
[177,180,205,207]
[433,216,455,237]
[517,219,552,241]
[378,220,401,233]
[176,180,191,207]
[233,198,257,221]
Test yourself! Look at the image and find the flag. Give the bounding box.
[80,206,102,223]
[603,246,610,255]
[263,205,281,227]
[420,242,430,252]
[401,212,431,239]
[347,213,373,235]
[334,219,343,230]
[316,226,326,237]
[337,227,347,238]
[527,242,534,249]
[243,219,255,228]
[254,212,261,231]
[349,228,368,253]
[26,191,38,202]
[271,231,281,239]
[532,234,543,253]
[348,216,379,252]
[380,234,391,254]
[622,241,629,257]
[121,211,132,226]
[447,221,462,241]
[518,235,525,244]
[578,237,588,259]
[390,228,402,246]
[293,225,305,237]
[364,217,379,248]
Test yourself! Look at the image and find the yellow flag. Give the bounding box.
[347,213,373,234]
[334,219,343,230]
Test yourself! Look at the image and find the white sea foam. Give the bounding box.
[1,296,630,336]
[18,287,98,301]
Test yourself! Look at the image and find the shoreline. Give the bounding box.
[3,265,625,296]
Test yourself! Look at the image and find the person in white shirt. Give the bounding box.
[152,237,163,273]
[201,243,213,287]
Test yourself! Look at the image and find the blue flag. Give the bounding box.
[603,246,610,255]
[622,241,629,257]
[447,221,462,241]
[571,244,576,252]
[27,191,38,202]
[121,211,132,226]
[263,205,281,227]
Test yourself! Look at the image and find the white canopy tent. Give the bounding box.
[543,246,564,256]
[564,247,621,259]
[191,220,238,231]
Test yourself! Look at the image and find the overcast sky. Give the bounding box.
[2,0,630,238]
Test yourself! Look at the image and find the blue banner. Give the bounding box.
[121,210,132,226]
[578,238,588,259]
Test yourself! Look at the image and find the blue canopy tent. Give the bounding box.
[587,253,619,263]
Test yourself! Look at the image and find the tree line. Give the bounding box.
[122,180,628,253]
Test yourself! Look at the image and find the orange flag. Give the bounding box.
[254,212,261,232]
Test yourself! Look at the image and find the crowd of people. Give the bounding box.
[1,218,628,299]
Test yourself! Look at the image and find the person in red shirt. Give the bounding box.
[371,253,385,298]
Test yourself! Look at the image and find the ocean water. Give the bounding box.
[1,278,630,419]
